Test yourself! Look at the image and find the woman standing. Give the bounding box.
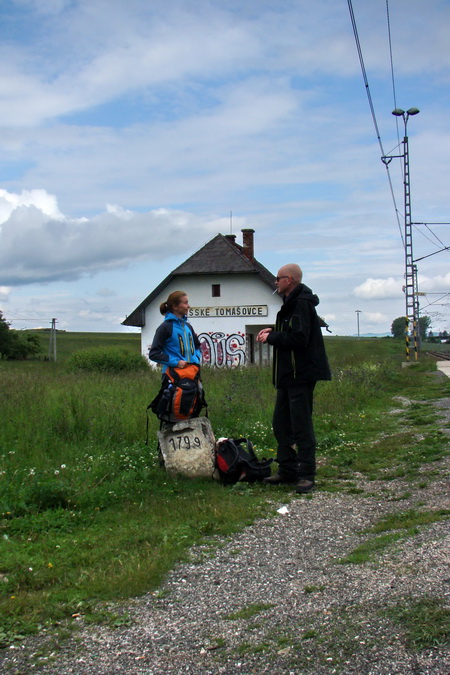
[149,290,201,372]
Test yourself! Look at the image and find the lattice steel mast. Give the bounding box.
[382,107,420,360]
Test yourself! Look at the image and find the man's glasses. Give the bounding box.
[275,275,290,282]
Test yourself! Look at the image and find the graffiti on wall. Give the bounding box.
[198,332,246,367]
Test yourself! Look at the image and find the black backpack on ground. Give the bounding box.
[215,438,273,485]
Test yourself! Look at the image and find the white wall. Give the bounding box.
[142,274,281,367]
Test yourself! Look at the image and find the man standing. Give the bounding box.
[256,264,331,494]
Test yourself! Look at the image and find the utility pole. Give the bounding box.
[399,109,418,361]
[48,318,57,362]
[355,310,361,338]
[382,107,420,361]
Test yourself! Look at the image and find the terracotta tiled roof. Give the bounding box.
[122,233,275,327]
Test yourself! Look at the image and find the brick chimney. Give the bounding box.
[224,234,237,246]
[241,228,255,261]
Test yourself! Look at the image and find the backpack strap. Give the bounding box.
[234,438,255,458]
[146,386,166,444]
[166,367,181,385]
[145,403,151,446]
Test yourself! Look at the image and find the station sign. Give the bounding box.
[189,305,268,318]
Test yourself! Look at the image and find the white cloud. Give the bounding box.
[4,0,449,130]
[418,272,450,292]
[0,189,218,285]
[363,312,388,324]
[0,286,11,301]
[96,287,117,298]
[0,188,63,224]
[353,277,403,300]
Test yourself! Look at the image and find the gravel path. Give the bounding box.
[2,398,450,675]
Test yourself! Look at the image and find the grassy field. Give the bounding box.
[0,332,449,649]
[28,329,142,362]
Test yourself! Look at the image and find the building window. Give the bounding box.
[212,284,221,297]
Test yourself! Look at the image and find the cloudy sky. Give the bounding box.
[1,0,449,336]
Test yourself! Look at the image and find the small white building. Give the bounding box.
[122,229,282,367]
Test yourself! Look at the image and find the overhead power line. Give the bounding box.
[348,0,450,260]
[348,0,449,344]
[347,0,385,157]
[6,316,51,322]
[386,1,402,149]
[347,0,404,248]
[386,0,449,263]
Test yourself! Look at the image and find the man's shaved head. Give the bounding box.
[278,264,303,283]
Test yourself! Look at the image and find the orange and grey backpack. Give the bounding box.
[148,364,207,426]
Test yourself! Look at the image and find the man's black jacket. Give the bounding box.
[267,283,331,388]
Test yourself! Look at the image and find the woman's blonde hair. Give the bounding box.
[159,290,187,315]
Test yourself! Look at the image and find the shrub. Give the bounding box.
[0,311,42,360]
[67,347,149,374]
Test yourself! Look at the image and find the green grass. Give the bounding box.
[264,593,449,670]
[1,481,272,645]
[224,603,274,621]
[0,333,449,648]
[338,508,450,564]
[23,329,141,363]
[303,585,326,594]
[383,597,450,649]
[367,508,450,533]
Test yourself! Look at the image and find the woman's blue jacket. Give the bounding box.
[148,312,201,372]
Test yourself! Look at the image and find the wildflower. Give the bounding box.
[54,470,60,475]
[47,563,53,568]
[61,464,66,469]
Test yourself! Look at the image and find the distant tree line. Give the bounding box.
[391,315,449,343]
[0,311,42,359]
[427,330,450,343]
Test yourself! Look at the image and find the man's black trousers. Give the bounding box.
[272,382,316,481]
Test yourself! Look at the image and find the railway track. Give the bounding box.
[426,350,450,361]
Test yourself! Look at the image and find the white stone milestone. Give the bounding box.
[157,417,217,478]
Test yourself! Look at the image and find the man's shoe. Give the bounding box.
[263,473,297,485]
[295,479,315,494]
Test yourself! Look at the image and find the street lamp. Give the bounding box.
[382,107,420,361]
[392,107,420,123]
